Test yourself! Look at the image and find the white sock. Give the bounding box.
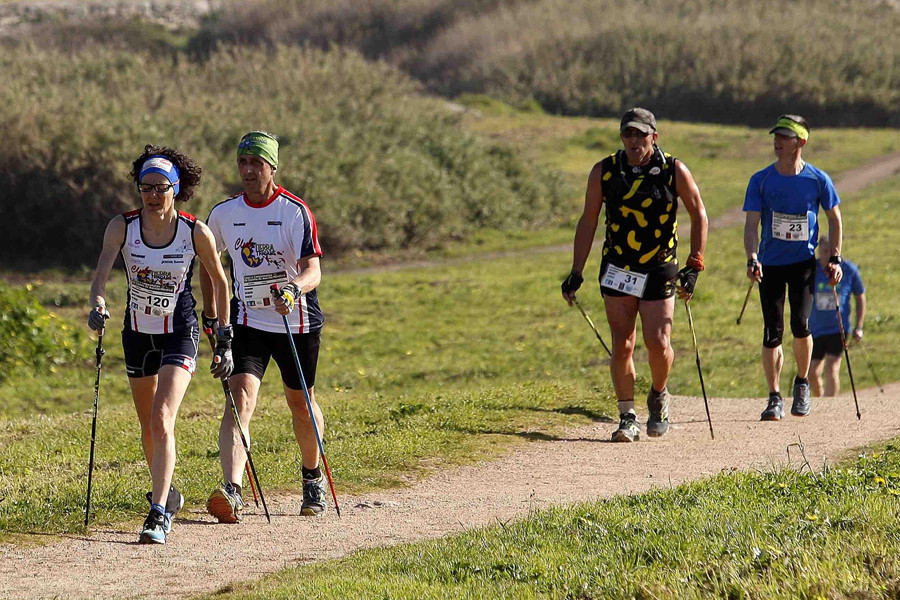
[617,400,635,416]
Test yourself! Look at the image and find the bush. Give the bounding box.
[0,44,568,268]
[0,282,89,382]
[193,0,900,127]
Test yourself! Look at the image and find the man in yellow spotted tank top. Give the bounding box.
[561,108,708,442]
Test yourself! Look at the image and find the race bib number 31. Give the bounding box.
[772,212,809,241]
[243,271,288,308]
[601,264,648,298]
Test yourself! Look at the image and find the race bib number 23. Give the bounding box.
[772,212,809,241]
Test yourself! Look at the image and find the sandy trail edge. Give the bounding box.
[1,384,898,599]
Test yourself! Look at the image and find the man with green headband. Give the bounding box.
[200,130,330,521]
[743,114,843,422]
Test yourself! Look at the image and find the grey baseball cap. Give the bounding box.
[620,108,657,133]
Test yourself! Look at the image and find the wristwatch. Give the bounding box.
[828,255,843,265]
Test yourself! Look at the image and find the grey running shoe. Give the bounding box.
[138,510,166,545]
[206,482,244,524]
[611,412,640,442]
[646,387,671,438]
[301,476,328,516]
[791,378,811,416]
[760,394,785,421]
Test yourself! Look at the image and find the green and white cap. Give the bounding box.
[769,115,809,140]
[237,130,279,168]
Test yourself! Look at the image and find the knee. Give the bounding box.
[763,326,783,348]
[790,316,811,339]
[610,336,635,361]
[150,408,174,439]
[643,332,671,356]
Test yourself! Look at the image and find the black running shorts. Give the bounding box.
[812,333,844,359]
[599,260,678,301]
[232,324,321,390]
[122,325,200,378]
[758,258,816,348]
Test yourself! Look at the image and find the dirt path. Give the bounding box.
[2,153,899,599]
[2,385,898,600]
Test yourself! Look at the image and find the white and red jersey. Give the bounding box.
[121,210,198,334]
[207,186,324,334]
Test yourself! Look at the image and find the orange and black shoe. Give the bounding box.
[206,482,244,524]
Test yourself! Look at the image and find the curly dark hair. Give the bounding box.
[130,144,202,203]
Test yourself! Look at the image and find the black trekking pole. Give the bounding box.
[205,331,270,522]
[271,285,341,517]
[573,298,611,356]
[684,300,715,440]
[736,280,754,325]
[84,333,105,526]
[856,342,884,393]
[204,331,263,512]
[831,286,861,420]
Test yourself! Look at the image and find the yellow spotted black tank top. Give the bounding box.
[600,145,678,271]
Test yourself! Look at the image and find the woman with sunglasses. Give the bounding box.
[87,145,232,544]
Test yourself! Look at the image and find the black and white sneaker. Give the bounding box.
[611,412,640,442]
[301,476,328,516]
[760,393,785,421]
[791,377,811,416]
[646,387,671,437]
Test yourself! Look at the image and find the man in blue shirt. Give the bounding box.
[809,236,866,397]
[743,114,843,421]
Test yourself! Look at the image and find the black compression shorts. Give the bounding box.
[758,258,816,348]
[232,324,321,390]
[812,333,844,359]
[122,325,200,378]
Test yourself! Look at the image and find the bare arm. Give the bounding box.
[743,211,762,281]
[824,206,843,284]
[194,222,230,329]
[89,216,126,311]
[853,292,866,340]
[674,159,707,261]
[571,162,604,275]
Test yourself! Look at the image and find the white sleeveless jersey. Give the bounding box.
[121,209,198,334]
[207,186,324,334]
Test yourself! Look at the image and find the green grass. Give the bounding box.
[196,445,900,599]
[2,171,898,539]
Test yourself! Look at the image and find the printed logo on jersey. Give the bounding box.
[235,237,285,268]
[133,266,174,286]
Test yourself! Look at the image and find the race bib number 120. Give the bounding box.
[601,264,648,298]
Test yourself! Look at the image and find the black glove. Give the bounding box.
[561,270,584,295]
[210,324,234,380]
[88,304,110,331]
[677,266,700,297]
[201,311,218,337]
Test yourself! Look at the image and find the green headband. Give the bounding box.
[769,118,809,141]
[237,131,279,168]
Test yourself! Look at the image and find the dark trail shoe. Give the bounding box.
[791,378,811,416]
[206,482,244,524]
[301,476,328,516]
[611,413,640,442]
[146,486,185,534]
[646,387,671,438]
[760,394,785,421]
[138,510,166,545]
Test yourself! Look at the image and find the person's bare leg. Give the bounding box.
[638,297,675,393]
[809,358,824,397]
[219,373,260,487]
[824,354,842,397]
[148,366,191,507]
[763,345,784,394]
[603,295,639,408]
[129,376,157,468]
[285,384,324,470]
[794,335,813,380]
